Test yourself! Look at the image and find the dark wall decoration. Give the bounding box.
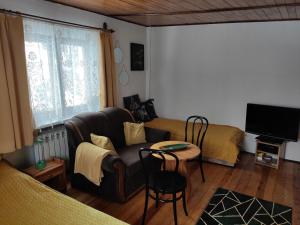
[130,43,144,71]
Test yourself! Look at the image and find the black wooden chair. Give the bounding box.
[139,148,188,225]
[185,115,209,182]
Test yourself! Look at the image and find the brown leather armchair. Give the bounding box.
[64,107,170,202]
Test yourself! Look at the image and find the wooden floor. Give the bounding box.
[66,153,300,225]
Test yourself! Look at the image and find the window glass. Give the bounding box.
[24,19,101,128]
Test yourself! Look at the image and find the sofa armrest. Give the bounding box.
[145,127,170,143]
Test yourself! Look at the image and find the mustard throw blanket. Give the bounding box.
[0,161,128,225]
[74,142,116,186]
[145,118,244,165]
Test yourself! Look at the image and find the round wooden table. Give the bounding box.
[150,140,200,200]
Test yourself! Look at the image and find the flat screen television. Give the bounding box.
[245,103,300,142]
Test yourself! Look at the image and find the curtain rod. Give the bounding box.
[0,8,114,33]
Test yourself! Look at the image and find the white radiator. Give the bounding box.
[33,125,69,163]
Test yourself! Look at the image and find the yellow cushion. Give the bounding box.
[90,133,116,153]
[124,122,146,146]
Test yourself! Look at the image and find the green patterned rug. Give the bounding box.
[197,188,292,225]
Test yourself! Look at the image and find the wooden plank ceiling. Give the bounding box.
[49,0,300,26]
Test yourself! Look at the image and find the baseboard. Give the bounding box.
[199,151,299,168]
[240,150,300,164]
[282,158,300,164]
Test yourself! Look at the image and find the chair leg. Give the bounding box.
[142,187,149,225]
[172,193,178,225]
[199,156,205,183]
[182,190,188,216]
[155,192,159,208]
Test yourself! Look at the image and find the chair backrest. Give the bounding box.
[184,115,209,151]
[139,148,179,183]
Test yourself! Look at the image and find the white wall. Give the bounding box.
[0,0,147,105]
[0,0,147,167]
[148,22,300,161]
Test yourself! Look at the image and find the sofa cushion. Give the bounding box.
[118,143,153,177]
[91,133,116,153]
[124,122,146,146]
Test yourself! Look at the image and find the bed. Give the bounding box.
[0,160,128,225]
[145,118,244,166]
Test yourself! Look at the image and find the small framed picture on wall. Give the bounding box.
[130,43,144,71]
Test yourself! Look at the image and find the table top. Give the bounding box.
[23,158,64,177]
[151,140,200,161]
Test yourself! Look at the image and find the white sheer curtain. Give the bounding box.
[23,19,101,128]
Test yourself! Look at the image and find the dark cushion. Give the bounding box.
[144,99,158,119]
[123,94,158,122]
[135,103,151,122]
[118,143,153,177]
[123,94,141,112]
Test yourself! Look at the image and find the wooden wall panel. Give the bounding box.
[287,6,298,18]
[278,6,291,19]
[296,6,300,18]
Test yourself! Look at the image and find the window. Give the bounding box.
[24,19,101,128]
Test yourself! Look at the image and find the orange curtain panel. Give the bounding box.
[100,31,117,108]
[0,14,33,154]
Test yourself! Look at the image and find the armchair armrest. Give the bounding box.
[102,154,124,173]
[101,154,126,202]
[145,127,170,143]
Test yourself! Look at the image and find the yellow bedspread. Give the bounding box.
[0,161,128,225]
[145,118,244,165]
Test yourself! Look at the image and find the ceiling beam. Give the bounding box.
[148,18,300,27]
[110,3,300,17]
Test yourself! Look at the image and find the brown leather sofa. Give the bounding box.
[64,107,170,202]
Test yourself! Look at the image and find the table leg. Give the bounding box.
[179,161,191,201]
[165,160,191,202]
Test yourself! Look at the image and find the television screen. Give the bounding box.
[245,103,300,142]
